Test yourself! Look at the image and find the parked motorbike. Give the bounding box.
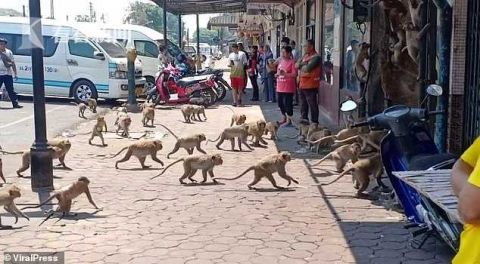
[342,84,461,251]
[184,68,230,101]
[147,66,218,107]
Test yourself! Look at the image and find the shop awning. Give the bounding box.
[151,0,247,15]
[207,14,239,30]
[247,0,300,8]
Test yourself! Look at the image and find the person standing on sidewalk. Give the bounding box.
[238,42,249,94]
[248,46,260,101]
[296,39,321,127]
[262,45,275,103]
[0,38,22,108]
[290,40,300,106]
[228,43,248,107]
[274,46,297,126]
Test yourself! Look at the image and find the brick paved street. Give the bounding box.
[0,96,454,263]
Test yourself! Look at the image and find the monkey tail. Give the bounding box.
[306,135,336,145]
[157,123,178,140]
[70,102,79,106]
[151,158,184,180]
[21,193,57,210]
[321,167,355,186]
[222,105,236,114]
[0,150,23,155]
[334,135,359,145]
[110,147,129,158]
[309,153,332,167]
[214,166,254,181]
[207,134,221,144]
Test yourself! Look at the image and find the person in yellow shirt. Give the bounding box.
[452,137,480,263]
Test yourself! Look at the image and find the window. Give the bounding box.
[0,33,58,57]
[116,39,128,47]
[342,6,369,91]
[306,0,316,41]
[134,40,159,58]
[322,0,335,84]
[68,39,96,58]
[97,41,126,58]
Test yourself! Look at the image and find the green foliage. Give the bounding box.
[124,1,184,44]
[191,28,220,45]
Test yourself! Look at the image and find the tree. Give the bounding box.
[124,1,184,45]
[191,28,220,45]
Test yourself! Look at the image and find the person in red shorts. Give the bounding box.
[228,43,248,107]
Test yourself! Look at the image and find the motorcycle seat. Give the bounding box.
[408,153,457,170]
[177,76,207,87]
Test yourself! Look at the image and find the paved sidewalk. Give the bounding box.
[0,98,453,263]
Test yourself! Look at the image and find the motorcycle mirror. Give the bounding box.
[426,84,443,97]
[340,99,358,112]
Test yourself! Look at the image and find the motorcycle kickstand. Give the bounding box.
[411,229,435,249]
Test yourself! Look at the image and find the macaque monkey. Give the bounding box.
[309,143,362,172]
[333,130,387,152]
[86,98,98,113]
[158,123,207,158]
[403,22,431,65]
[0,158,4,183]
[215,152,298,190]
[209,125,253,152]
[264,121,280,140]
[113,140,164,169]
[181,105,195,123]
[230,113,247,127]
[321,155,386,196]
[140,103,155,127]
[151,154,223,184]
[77,102,88,118]
[17,139,72,177]
[287,119,310,140]
[408,0,424,28]
[307,129,333,153]
[355,43,370,83]
[114,112,132,137]
[245,120,268,146]
[22,177,99,218]
[0,185,29,227]
[190,105,207,121]
[89,117,108,146]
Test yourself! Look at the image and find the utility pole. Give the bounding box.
[163,0,168,49]
[22,5,26,17]
[50,0,54,19]
[28,0,54,209]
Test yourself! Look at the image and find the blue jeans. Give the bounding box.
[0,75,19,105]
[263,73,276,102]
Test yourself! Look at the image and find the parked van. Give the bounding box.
[97,24,186,90]
[0,17,145,103]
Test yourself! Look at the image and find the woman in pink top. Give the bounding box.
[275,46,298,126]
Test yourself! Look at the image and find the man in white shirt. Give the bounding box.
[228,43,248,106]
[0,38,22,108]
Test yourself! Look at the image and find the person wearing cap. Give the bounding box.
[0,38,22,108]
[228,43,248,107]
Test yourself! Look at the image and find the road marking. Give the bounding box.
[0,105,67,130]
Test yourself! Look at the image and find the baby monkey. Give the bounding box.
[140,103,155,127]
[158,124,207,158]
[215,151,298,190]
[0,185,29,227]
[230,113,247,127]
[115,112,132,137]
[151,154,223,184]
[113,139,164,169]
[89,117,108,146]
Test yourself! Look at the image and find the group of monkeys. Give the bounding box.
[0,98,388,228]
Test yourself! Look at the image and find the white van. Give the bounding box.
[97,24,186,91]
[0,17,145,103]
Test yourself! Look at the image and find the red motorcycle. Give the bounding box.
[147,65,218,107]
